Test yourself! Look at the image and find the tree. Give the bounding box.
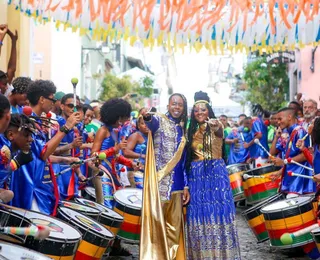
[99,73,154,108]
[243,57,289,112]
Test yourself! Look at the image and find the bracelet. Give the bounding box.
[60,125,70,134]
[184,186,189,190]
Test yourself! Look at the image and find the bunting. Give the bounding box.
[8,0,320,52]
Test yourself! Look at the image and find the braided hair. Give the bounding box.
[5,114,35,136]
[168,93,188,134]
[186,91,217,171]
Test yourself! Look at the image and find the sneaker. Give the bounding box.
[109,246,132,256]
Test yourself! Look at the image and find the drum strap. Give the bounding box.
[47,157,60,216]
[67,148,76,200]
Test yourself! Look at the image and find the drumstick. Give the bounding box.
[242,174,266,180]
[301,133,309,141]
[71,78,78,112]
[280,223,319,245]
[287,171,314,180]
[42,153,106,184]
[0,226,50,240]
[240,132,245,142]
[284,158,314,172]
[81,171,104,183]
[254,139,272,157]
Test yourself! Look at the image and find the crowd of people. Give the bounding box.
[1,23,320,260]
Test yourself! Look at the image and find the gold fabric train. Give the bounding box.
[140,132,170,260]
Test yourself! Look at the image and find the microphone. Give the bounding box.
[0,225,50,240]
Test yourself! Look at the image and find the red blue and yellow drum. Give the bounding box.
[227,164,250,201]
[113,188,142,243]
[58,207,114,260]
[75,197,124,235]
[242,193,284,243]
[261,196,317,248]
[242,165,281,204]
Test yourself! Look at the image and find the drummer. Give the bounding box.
[10,81,81,215]
[225,117,251,165]
[270,107,315,197]
[0,114,35,203]
[53,93,86,200]
[243,104,269,167]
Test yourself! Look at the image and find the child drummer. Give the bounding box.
[270,108,315,197]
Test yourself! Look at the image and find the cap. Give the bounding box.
[54,91,65,101]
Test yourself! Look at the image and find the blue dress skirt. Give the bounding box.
[186,158,241,260]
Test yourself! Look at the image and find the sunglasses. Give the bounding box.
[44,96,57,103]
[65,104,82,110]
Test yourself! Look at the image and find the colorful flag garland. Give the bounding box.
[8,0,320,52]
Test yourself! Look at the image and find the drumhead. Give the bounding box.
[13,209,81,241]
[75,198,124,221]
[114,188,142,210]
[85,187,96,198]
[0,241,52,260]
[61,201,100,215]
[242,193,284,215]
[261,196,313,213]
[59,207,113,238]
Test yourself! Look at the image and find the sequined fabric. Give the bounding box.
[153,116,178,201]
[192,123,223,161]
[186,129,241,260]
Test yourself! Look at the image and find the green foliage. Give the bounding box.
[243,57,289,112]
[99,73,154,108]
[137,76,154,97]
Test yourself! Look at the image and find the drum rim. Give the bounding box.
[61,200,100,214]
[242,194,284,215]
[260,196,313,213]
[0,241,52,259]
[113,188,142,210]
[75,197,125,220]
[58,206,114,239]
[84,186,96,196]
[245,164,280,174]
[12,207,82,241]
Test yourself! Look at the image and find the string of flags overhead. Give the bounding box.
[8,0,320,53]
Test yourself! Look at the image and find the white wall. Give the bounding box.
[51,25,82,95]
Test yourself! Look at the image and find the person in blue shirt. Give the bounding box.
[0,97,33,203]
[243,104,269,167]
[226,117,251,165]
[8,77,32,114]
[54,93,86,200]
[11,81,81,215]
[270,108,315,196]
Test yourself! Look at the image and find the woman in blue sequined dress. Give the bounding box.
[186,91,241,260]
[123,116,149,188]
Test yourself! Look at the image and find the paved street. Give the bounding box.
[106,207,311,260]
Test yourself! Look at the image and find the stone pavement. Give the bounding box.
[106,207,310,260]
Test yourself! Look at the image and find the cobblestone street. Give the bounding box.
[107,207,311,260]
